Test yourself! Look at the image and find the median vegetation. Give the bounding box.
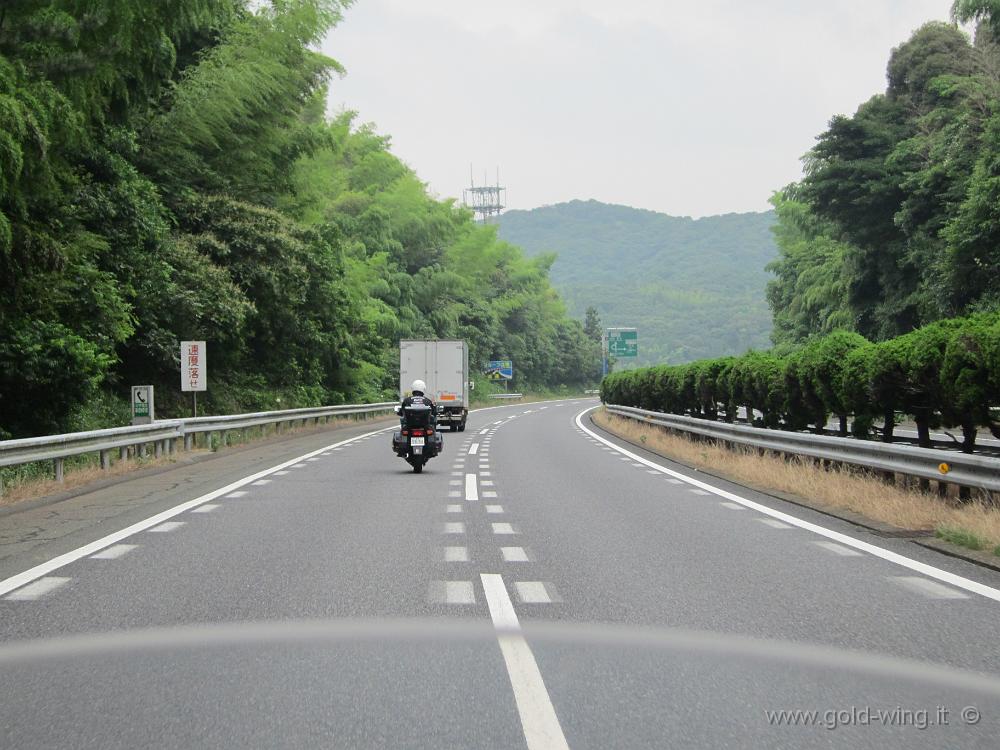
[601,314,1000,454]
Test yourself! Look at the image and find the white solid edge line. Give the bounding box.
[0,423,397,597]
[0,397,573,598]
[575,407,1000,603]
[480,574,570,750]
[465,473,479,502]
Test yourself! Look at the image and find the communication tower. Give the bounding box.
[463,166,506,224]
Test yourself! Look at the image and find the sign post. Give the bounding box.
[180,341,207,416]
[607,328,638,359]
[485,360,514,392]
[131,385,154,425]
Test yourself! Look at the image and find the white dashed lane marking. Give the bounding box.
[689,489,710,496]
[440,580,475,604]
[444,547,470,562]
[469,443,480,455]
[483,491,499,498]
[486,505,504,514]
[443,522,466,534]
[465,474,479,502]
[446,504,463,513]
[190,504,220,513]
[89,544,138,560]
[226,491,249,498]
[252,479,272,486]
[757,519,793,529]
[720,502,746,511]
[514,581,553,604]
[5,576,71,601]
[814,541,862,556]
[148,521,185,533]
[891,576,969,600]
[492,523,516,535]
[502,547,529,562]
[480,574,569,750]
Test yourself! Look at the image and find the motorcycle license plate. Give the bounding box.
[410,437,425,447]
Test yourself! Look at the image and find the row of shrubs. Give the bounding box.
[600,313,1000,454]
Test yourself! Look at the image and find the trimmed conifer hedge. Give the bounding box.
[600,314,1000,454]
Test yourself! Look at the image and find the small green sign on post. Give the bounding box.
[607,328,638,358]
[131,385,154,425]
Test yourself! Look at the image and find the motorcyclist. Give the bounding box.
[401,379,436,426]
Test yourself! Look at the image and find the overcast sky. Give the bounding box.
[322,0,957,218]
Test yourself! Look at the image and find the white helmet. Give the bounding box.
[411,379,427,393]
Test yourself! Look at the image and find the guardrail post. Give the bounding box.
[120,446,128,462]
[154,441,163,459]
[184,433,193,451]
[220,430,227,448]
[54,458,64,483]
[100,450,110,471]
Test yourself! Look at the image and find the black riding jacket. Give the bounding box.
[401,393,436,415]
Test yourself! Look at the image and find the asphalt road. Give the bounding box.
[2,398,1000,749]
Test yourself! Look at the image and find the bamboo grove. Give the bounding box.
[0,1,602,439]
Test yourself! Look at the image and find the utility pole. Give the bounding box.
[602,330,608,377]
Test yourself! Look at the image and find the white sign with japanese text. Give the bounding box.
[181,340,207,392]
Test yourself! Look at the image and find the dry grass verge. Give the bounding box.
[0,415,378,509]
[593,408,1000,555]
[0,452,194,509]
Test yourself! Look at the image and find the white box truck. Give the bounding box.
[400,339,469,431]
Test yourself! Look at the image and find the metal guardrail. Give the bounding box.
[604,404,1000,492]
[489,393,524,400]
[0,402,396,494]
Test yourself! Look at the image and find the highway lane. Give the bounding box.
[2,398,1000,748]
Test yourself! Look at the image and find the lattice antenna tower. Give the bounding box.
[463,166,506,224]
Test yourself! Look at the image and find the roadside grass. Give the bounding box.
[0,415,373,509]
[0,452,189,509]
[593,409,1000,557]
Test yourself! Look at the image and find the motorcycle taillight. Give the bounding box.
[412,429,424,436]
[401,429,409,436]
[427,428,434,435]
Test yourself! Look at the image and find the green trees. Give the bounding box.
[768,17,1000,345]
[0,1,598,438]
[601,315,1000,454]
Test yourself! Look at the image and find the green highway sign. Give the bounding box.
[608,328,637,358]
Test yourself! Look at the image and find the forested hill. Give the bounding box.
[497,201,777,365]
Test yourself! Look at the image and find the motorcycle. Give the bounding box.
[392,403,443,473]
